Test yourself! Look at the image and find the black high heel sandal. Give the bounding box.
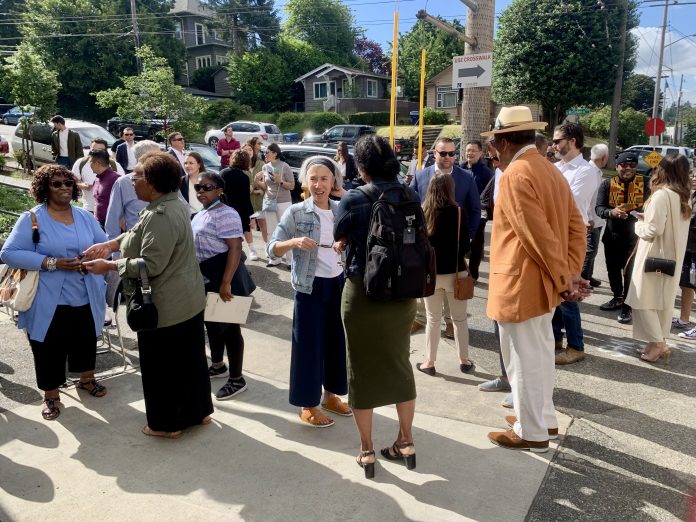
[381,441,416,470]
[356,450,375,479]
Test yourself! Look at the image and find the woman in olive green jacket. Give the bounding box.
[84,152,213,439]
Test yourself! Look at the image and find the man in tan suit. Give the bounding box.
[483,107,588,452]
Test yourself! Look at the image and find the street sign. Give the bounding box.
[644,150,663,169]
[452,52,492,89]
[645,118,666,137]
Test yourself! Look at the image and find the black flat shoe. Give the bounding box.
[381,441,416,470]
[356,450,375,479]
[460,361,475,373]
[416,363,436,376]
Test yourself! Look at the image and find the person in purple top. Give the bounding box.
[90,149,120,229]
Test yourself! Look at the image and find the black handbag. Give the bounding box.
[644,257,676,277]
[126,259,159,331]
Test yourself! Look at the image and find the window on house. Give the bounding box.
[366,79,378,98]
[174,21,182,40]
[196,56,212,69]
[213,30,220,41]
[216,55,226,65]
[436,86,457,108]
[195,23,205,45]
[314,82,328,99]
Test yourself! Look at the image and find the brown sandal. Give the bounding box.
[41,397,62,420]
[142,426,183,439]
[76,378,107,397]
[299,407,334,428]
[320,396,353,417]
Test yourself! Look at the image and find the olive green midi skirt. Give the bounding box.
[341,276,417,409]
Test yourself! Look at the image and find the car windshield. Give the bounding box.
[74,126,116,148]
[265,124,281,134]
[190,145,220,167]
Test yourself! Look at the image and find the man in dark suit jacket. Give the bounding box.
[50,115,83,166]
[410,137,481,240]
[115,127,137,173]
[167,131,187,177]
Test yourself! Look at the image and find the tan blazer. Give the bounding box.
[486,148,587,323]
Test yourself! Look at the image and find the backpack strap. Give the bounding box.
[78,156,89,176]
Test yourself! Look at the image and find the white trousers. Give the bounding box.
[499,310,558,441]
[265,201,293,265]
[423,272,469,363]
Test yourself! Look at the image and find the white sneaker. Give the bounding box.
[266,258,281,267]
[678,327,696,339]
[248,251,259,261]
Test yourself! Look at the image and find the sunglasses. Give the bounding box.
[491,156,499,162]
[194,183,219,193]
[123,133,134,136]
[551,138,568,145]
[171,137,184,142]
[50,180,75,188]
[436,150,457,157]
[618,162,638,168]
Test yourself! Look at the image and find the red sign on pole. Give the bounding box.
[645,118,666,137]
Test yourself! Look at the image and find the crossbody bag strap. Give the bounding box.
[136,259,153,303]
[455,207,461,282]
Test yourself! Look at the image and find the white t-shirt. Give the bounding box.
[126,143,137,171]
[314,207,342,279]
[72,156,125,211]
[58,129,69,157]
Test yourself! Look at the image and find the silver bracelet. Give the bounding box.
[46,257,57,271]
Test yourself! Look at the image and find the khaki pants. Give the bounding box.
[423,272,469,363]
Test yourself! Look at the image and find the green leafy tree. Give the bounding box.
[283,0,356,64]
[201,0,281,54]
[621,73,656,113]
[1,41,60,172]
[20,0,185,121]
[93,45,207,140]
[190,65,219,92]
[493,0,639,125]
[226,36,327,111]
[396,19,466,100]
[581,106,647,148]
[0,0,22,57]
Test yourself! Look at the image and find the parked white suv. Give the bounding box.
[11,118,116,168]
[624,144,690,159]
[204,120,282,148]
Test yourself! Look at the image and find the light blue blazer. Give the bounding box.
[0,204,107,342]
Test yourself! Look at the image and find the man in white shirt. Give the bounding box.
[584,143,609,287]
[72,138,125,213]
[552,122,599,366]
[167,131,186,175]
[115,127,137,173]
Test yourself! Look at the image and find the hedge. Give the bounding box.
[347,112,391,126]
[308,112,346,132]
[422,107,449,125]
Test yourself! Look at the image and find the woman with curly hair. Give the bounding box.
[0,164,109,420]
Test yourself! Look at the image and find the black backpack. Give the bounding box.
[358,184,436,300]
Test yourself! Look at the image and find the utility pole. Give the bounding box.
[674,74,684,144]
[607,0,628,170]
[130,0,141,73]
[650,0,669,146]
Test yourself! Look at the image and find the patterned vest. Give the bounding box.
[608,175,645,212]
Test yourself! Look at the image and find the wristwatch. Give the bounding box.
[46,257,57,271]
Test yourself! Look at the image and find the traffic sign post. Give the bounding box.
[452,53,493,89]
[645,117,666,137]
[644,150,663,169]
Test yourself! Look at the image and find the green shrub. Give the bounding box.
[0,214,17,239]
[276,112,305,130]
[308,112,346,133]
[0,153,6,172]
[422,107,449,125]
[348,112,390,126]
[200,100,253,128]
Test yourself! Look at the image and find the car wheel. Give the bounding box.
[208,137,219,148]
[1,118,7,125]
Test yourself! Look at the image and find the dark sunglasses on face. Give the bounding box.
[50,180,75,188]
[123,133,134,136]
[618,162,638,168]
[171,137,184,142]
[551,138,566,145]
[194,183,218,193]
[436,150,457,157]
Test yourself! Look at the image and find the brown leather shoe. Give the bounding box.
[505,415,558,440]
[487,429,549,453]
[554,339,564,351]
[410,321,425,335]
[555,347,585,365]
[442,323,454,339]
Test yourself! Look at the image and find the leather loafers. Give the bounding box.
[505,415,558,440]
[487,429,549,453]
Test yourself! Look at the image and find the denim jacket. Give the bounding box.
[267,197,340,294]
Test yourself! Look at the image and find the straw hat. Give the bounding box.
[481,106,547,137]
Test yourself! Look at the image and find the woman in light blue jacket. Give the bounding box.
[0,165,107,421]
[268,157,351,429]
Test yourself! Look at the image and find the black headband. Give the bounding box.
[306,157,336,175]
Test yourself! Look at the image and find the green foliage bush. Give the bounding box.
[348,112,390,126]
[422,107,449,125]
[200,100,253,129]
[276,112,306,130]
[308,112,346,132]
[581,106,648,149]
[0,185,34,238]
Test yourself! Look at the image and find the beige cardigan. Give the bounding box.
[626,188,690,311]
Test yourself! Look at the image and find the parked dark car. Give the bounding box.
[300,124,414,161]
[107,113,171,141]
[1,106,36,126]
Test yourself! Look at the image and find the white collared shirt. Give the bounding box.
[555,152,600,226]
[126,142,137,170]
[171,148,185,169]
[58,128,69,157]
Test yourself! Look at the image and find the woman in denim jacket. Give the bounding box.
[267,157,351,428]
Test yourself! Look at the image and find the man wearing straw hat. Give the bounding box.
[483,106,588,452]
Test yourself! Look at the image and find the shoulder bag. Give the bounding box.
[453,207,475,300]
[126,259,158,331]
[644,191,677,277]
[0,211,40,312]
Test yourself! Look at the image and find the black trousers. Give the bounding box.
[203,281,245,376]
[603,236,637,300]
[29,305,96,391]
[468,219,487,280]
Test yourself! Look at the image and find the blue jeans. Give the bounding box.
[552,301,584,351]
[582,227,602,280]
[56,156,70,167]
